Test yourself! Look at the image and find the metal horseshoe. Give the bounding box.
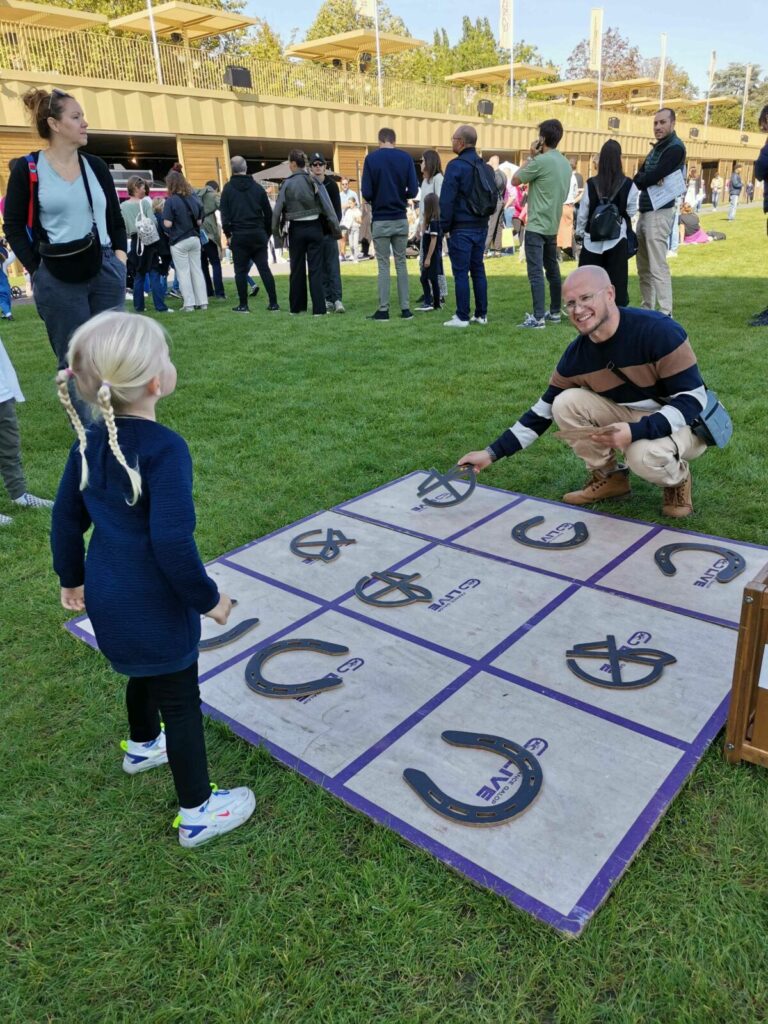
[653,543,746,583]
[245,638,349,699]
[403,731,543,826]
[511,515,589,550]
[417,465,477,507]
[199,617,260,652]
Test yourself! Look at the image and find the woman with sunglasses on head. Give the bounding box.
[3,87,126,418]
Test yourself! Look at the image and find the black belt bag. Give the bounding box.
[38,155,103,283]
[607,361,732,450]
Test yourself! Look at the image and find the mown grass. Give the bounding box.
[2,208,768,1024]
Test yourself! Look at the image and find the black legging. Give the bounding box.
[126,661,210,808]
[579,238,630,307]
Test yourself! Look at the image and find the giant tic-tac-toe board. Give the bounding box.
[65,471,768,935]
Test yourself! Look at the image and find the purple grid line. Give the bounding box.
[335,507,459,547]
[483,664,691,751]
[569,690,731,925]
[441,495,528,542]
[218,557,327,607]
[584,525,663,586]
[334,665,480,785]
[591,583,739,631]
[213,508,324,560]
[333,469,425,509]
[480,584,582,666]
[64,618,99,651]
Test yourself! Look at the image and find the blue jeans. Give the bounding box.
[728,193,739,220]
[134,269,168,312]
[447,227,487,321]
[0,267,11,316]
[524,230,561,320]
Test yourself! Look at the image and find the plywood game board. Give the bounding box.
[65,471,767,934]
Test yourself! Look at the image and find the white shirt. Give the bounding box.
[0,339,24,404]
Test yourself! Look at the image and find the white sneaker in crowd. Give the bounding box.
[0,513,13,526]
[174,785,256,848]
[470,315,488,324]
[13,492,54,509]
[443,315,469,328]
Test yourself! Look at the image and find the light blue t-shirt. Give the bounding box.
[37,151,111,246]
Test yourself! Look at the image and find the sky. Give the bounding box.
[244,0,763,95]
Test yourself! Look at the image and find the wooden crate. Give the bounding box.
[724,562,768,767]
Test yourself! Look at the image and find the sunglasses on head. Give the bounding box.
[48,87,66,113]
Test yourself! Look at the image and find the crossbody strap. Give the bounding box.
[606,361,669,405]
[77,153,96,219]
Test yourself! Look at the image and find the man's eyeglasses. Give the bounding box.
[564,288,606,313]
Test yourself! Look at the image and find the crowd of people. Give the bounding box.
[1,81,767,849]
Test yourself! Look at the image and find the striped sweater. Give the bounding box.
[489,307,707,460]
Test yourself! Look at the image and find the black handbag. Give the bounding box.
[37,154,103,283]
[607,361,732,449]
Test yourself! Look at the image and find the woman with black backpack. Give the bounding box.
[575,140,639,306]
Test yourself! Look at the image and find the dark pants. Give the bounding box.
[0,398,26,500]
[129,238,168,312]
[231,231,277,307]
[200,239,225,298]
[579,239,630,307]
[447,227,488,321]
[320,233,342,303]
[126,661,210,808]
[524,230,561,319]
[288,219,325,315]
[419,258,440,308]
[33,249,126,422]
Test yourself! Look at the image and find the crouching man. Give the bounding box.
[459,266,712,517]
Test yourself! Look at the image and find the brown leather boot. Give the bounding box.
[662,474,693,517]
[562,466,631,506]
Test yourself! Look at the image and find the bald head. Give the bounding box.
[564,266,612,294]
[562,266,619,342]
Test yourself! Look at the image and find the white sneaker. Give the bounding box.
[470,315,488,324]
[175,785,256,848]
[13,492,54,509]
[443,315,469,328]
[334,300,346,313]
[121,730,168,775]
[0,513,12,526]
[517,313,546,329]
[666,250,678,259]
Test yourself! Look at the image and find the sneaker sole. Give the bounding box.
[178,790,256,848]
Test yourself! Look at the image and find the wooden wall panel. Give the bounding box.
[334,143,367,185]
[0,128,38,193]
[176,137,229,187]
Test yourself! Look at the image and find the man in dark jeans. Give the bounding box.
[513,119,572,329]
[219,155,279,313]
[272,149,326,316]
[439,124,491,327]
[309,153,345,313]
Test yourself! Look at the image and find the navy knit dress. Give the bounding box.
[52,418,219,677]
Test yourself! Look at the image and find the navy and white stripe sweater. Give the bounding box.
[489,308,707,460]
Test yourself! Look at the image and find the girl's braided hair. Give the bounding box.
[57,311,170,505]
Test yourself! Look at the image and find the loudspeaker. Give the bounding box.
[689,127,699,138]
[477,99,494,117]
[740,134,749,144]
[224,66,252,89]
[607,116,621,130]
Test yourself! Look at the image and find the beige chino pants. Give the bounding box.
[635,207,676,316]
[552,389,707,487]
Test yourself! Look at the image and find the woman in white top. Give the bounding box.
[575,140,639,307]
[416,150,445,304]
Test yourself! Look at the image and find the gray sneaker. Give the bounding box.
[13,492,54,509]
[334,300,346,313]
[544,311,562,323]
[518,313,546,329]
[0,513,12,526]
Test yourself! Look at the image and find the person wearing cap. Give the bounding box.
[309,154,345,313]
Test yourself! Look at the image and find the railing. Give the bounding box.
[0,20,752,148]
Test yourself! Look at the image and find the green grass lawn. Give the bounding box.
[2,209,768,1023]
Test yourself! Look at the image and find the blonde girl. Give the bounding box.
[51,311,255,847]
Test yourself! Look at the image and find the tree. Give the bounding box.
[32,0,244,17]
[643,58,697,102]
[235,20,284,63]
[565,27,643,81]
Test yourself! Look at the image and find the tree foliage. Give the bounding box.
[565,27,643,81]
[643,58,697,102]
[31,0,243,17]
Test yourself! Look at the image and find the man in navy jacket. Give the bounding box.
[361,127,419,320]
[440,125,490,327]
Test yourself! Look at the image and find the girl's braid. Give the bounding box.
[55,370,89,490]
[96,383,142,505]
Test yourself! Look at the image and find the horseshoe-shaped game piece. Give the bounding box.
[245,638,349,698]
[403,730,543,826]
[653,543,746,583]
[199,617,260,652]
[565,635,676,689]
[417,465,476,508]
[289,528,356,563]
[511,515,589,550]
[354,570,433,607]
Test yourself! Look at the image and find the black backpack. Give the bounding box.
[588,179,625,242]
[466,155,499,218]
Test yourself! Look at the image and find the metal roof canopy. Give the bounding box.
[0,0,107,30]
[444,63,558,87]
[530,76,660,98]
[629,95,739,110]
[109,1,258,41]
[285,29,426,63]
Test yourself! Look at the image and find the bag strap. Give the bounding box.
[181,195,200,230]
[606,360,676,406]
[25,153,39,233]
